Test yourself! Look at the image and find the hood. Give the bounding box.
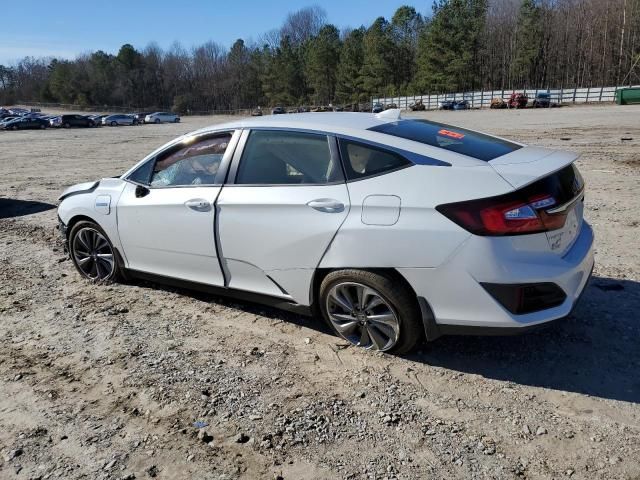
[58,180,99,201]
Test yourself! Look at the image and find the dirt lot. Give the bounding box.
[0,105,639,480]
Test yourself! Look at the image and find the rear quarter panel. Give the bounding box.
[319,164,514,269]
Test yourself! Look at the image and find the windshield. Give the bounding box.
[369,119,522,161]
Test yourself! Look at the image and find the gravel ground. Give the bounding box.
[0,105,639,480]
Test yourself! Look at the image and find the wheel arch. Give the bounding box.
[65,214,128,273]
[310,267,439,341]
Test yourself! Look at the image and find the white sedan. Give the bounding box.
[57,110,594,354]
[145,112,180,124]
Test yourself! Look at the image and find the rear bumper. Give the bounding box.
[399,222,595,335]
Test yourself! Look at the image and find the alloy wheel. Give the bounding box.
[326,282,400,351]
[72,227,115,281]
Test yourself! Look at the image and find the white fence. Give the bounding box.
[373,85,640,110]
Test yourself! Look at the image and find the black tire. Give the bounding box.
[40,124,46,129]
[318,269,423,354]
[174,118,180,123]
[63,123,70,128]
[68,220,123,283]
[155,118,161,124]
[110,121,117,126]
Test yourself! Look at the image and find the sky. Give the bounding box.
[1,0,426,64]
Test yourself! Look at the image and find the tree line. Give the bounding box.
[1,0,638,112]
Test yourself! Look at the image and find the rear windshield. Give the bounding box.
[369,120,522,161]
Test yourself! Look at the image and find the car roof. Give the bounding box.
[171,111,522,169]
[192,112,396,137]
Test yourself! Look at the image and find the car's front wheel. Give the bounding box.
[319,270,423,354]
[69,220,121,282]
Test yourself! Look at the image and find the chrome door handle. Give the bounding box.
[307,198,345,213]
[185,199,211,212]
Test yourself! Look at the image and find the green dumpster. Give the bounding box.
[615,87,640,105]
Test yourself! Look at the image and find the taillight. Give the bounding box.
[437,192,566,236]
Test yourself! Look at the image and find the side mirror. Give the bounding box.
[135,185,150,198]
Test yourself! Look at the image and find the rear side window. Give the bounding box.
[236,130,343,185]
[338,138,411,180]
[369,120,521,161]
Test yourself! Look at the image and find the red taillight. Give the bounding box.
[437,192,567,236]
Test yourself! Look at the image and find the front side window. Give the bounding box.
[338,139,411,181]
[236,130,343,185]
[143,133,231,187]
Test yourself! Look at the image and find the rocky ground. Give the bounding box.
[0,105,639,479]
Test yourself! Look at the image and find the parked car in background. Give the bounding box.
[0,116,19,126]
[103,114,137,126]
[271,106,286,115]
[439,99,456,110]
[134,112,154,124]
[51,114,97,128]
[532,92,552,108]
[145,112,180,123]
[508,92,529,109]
[87,114,108,126]
[410,100,426,111]
[251,107,263,116]
[490,97,507,109]
[453,100,470,110]
[1,117,49,130]
[372,103,384,113]
[7,107,30,116]
[57,110,593,354]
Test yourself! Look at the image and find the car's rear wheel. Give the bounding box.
[63,123,70,128]
[319,270,423,354]
[69,221,121,283]
[174,118,180,123]
[40,124,46,129]
[11,125,18,130]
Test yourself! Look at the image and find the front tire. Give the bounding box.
[69,220,121,282]
[319,270,423,354]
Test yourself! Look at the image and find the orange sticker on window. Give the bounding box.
[438,129,465,139]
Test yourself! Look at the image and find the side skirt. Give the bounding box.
[126,269,313,317]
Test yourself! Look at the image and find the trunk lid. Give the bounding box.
[490,147,584,255]
[488,146,579,189]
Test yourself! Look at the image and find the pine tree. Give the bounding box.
[390,6,424,93]
[511,0,544,87]
[360,17,396,97]
[414,0,487,92]
[336,28,366,103]
[305,25,341,104]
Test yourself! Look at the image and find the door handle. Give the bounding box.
[307,198,345,213]
[185,199,211,212]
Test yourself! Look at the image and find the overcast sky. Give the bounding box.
[2,0,425,64]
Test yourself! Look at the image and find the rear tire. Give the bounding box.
[319,270,423,354]
[69,220,122,283]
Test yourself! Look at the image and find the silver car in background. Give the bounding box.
[102,114,137,126]
[145,112,180,124]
